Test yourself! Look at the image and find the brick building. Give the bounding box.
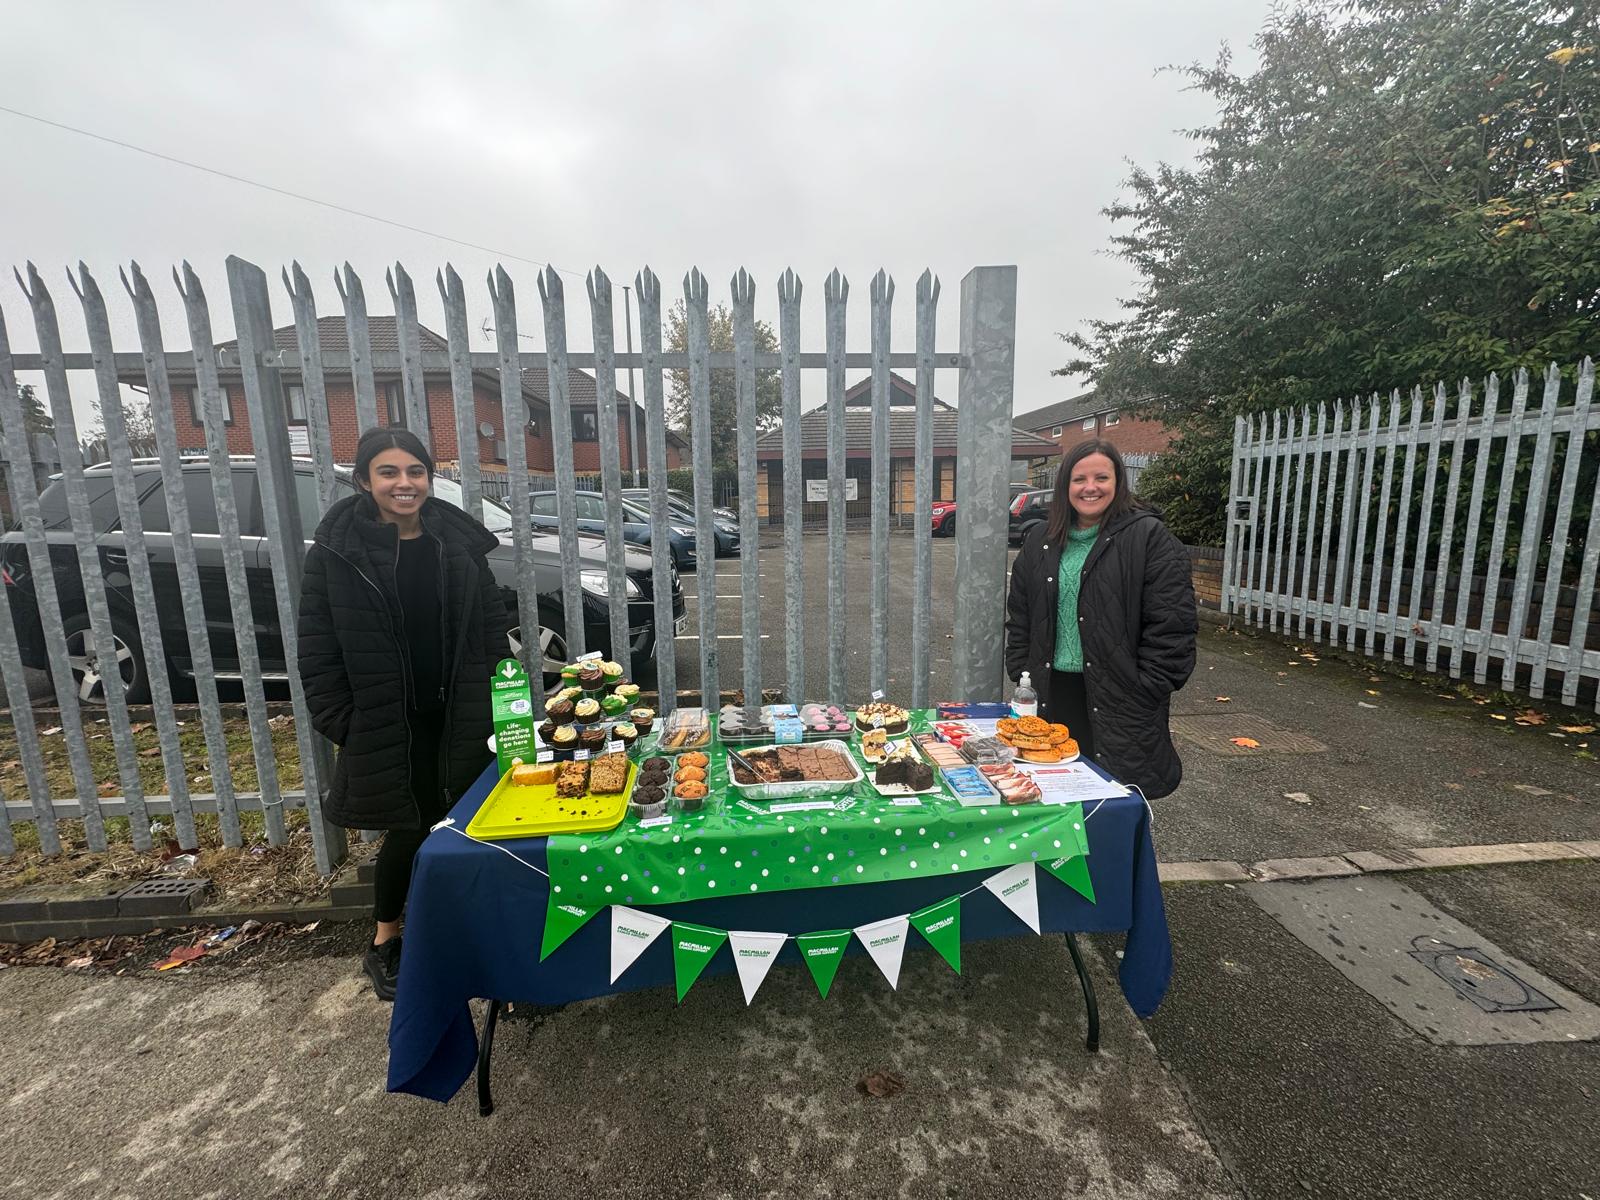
[754,372,1057,524]
[1013,390,1173,460]
[117,316,685,480]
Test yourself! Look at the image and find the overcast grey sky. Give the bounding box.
[0,0,1267,429]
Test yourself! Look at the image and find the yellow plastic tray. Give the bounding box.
[465,760,635,840]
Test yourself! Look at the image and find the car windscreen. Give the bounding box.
[429,476,514,533]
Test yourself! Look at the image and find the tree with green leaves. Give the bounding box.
[664,299,782,469]
[1060,0,1599,545]
[16,383,52,438]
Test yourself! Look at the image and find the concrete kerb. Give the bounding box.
[5,840,1598,945]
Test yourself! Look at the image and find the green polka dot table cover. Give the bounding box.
[544,712,1091,911]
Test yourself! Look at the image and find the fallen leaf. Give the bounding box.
[170,945,206,962]
[98,782,118,796]
[1283,791,1312,804]
[1365,689,1380,696]
[129,722,153,733]
[1559,724,1595,735]
[298,921,320,933]
[1444,783,1463,790]
[139,747,161,757]
[856,1069,905,1098]
[65,956,95,970]
[1230,737,1261,748]
[1358,702,1378,709]
[1513,710,1546,727]
[1215,696,1232,702]
[40,726,62,736]
[1489,714,1508,721]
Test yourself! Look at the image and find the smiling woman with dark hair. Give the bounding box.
[297,427,510,1000]
[1004,439,1197,798]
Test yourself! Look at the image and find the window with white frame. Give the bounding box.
[1104,410,1120,426]
[1081,415,1096,431]
[383,380,405,427]
[188,385,233,427]
[286,385,307,424]
[1052,425,1062,437]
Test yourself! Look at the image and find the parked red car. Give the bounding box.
[930,499,957,536]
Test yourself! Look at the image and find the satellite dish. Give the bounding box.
[478,421,496,438]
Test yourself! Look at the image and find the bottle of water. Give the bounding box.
[1012,671,1038,719]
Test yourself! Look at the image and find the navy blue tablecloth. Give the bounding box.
[388,762,1173,1103]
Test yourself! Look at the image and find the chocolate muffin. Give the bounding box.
[612,721,638,749]
[537,720,556,744]
[546,698,576,725]
[630,707,655,735]
[577,725,608,751]
[578,664,605,691]
[574,698,601,725]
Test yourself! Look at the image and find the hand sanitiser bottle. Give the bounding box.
[1011,671,1038,719]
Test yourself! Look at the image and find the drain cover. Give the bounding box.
[1407,938,1560,1014]
[118,877,211,916]
[1169,713,1329,755]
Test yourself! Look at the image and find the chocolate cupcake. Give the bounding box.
[630,707,655,735]
[600,693,629,717]
[612,721,638,749]
[577,725,608,752]
[574,697,601,725]
[537,719,556,744]
[546,698,576,725]
[578,664,605,691]
[551,725,578,755]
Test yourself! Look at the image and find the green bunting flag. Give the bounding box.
[671,922,729,1002]
[540,895,598,960]
[910,896,962,974]
[1043,853,1096,903]
[795,929,853,998]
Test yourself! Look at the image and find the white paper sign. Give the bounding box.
[727,930,788,1005]
[805,477,859,503]
[1014,762,1130,803]
[638,815,672,829]
[768,799,836,814]
[608,906,670,983]
[853,914,910,990]
[982,863,1042,934]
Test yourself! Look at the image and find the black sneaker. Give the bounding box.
[363,936,402,1002]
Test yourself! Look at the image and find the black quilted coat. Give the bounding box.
[1004,507,1197,799]
[297,493,510,831]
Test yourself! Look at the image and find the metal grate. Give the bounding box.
[1168,712,1329,755]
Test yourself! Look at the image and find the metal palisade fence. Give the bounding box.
[1221,360,1600,710]
[0,258,1018,869]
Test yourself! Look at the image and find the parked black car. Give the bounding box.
[1008,487,1053,544]
[529,490,699,568]
[619,488,741,556]
[0,458,684,703]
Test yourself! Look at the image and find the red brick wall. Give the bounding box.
[1023,411,1174,459]
[167,376,679,471]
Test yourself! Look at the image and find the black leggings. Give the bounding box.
[1043,670,1097,761]
[372,711,450,924]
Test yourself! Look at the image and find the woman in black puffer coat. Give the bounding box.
[1005,439,1196,799]
[297,427,510,1000]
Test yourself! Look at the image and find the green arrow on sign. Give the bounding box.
[795,929,853,998]
[910,896,962,974]
[671,922,728,1002]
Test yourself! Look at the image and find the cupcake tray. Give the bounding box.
[465,761,637,839]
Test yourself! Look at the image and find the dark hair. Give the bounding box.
[353,426,435,490]
[1044,438,1142,546]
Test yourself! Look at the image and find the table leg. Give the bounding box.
[1063,932,1101,1053]
[477,999,503,1116]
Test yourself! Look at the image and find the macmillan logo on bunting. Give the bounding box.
[982,862,1041,933]
[541,897,598,960]
[853,914,910,990]
[609,906,671,983]
[671,922,729,1002]
[795,929,853,998]
[910,896,962,974]
[727,930,788,1005]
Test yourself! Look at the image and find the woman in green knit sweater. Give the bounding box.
[1004,439,1196,793]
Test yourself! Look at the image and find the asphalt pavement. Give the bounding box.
[2,529,1598,1199]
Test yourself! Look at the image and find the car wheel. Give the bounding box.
[507,615,570,697]
[62,610,150,705]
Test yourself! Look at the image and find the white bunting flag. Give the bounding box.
[726,930,788,1005]
[853,914,911,990]
[982,863,1042,933]
[609,906,671,983]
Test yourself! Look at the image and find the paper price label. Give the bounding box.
[890,797,924,807]
[871,690,884,701]
[574,749,591,761]
[578,650,603,663]
[536,750,554,763]
[638,815,673,829]
[606,740,624,754]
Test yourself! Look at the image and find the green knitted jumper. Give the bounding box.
[1052,523,1101,672]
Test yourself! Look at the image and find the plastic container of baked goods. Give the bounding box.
[656,707,712,755]
[724,739,863,801]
